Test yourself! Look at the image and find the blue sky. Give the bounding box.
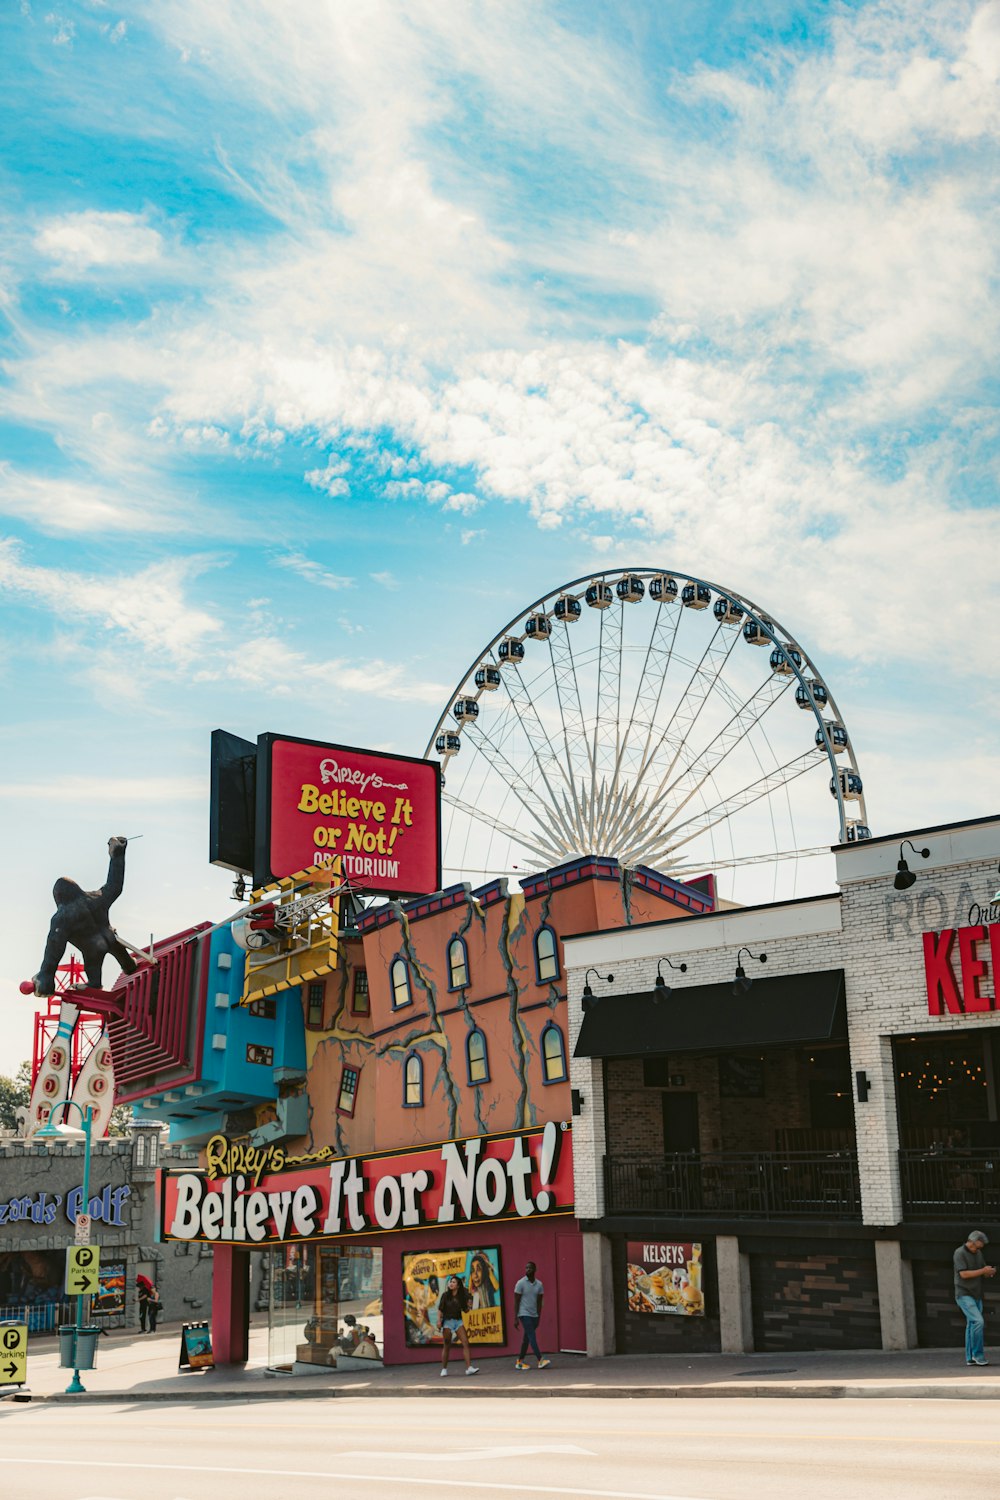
[2,0,999,1072]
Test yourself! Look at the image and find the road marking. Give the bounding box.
[1,1455,710,1500]
[339,1444,594,1463]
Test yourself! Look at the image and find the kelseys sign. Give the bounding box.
[923,923,1000,1016]
[258,734,440,896]
[160,1123,572,1246]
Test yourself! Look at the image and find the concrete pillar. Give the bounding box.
[582,1231,616,1356]
[211,1243,251,1364]
[716,1234,753,1353]
[875,1239,917,1350]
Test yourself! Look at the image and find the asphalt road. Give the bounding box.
[2,1395,999,1500]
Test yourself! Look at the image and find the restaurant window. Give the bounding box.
[541,1022,567,1084]
[306,980,326,1029]
[448,937,470,990]
[404,1051,423,1108]
[466,1028,489,1085]
[535,925,560,982]
[338,1066,359,1117]
[352,969,370,1014]
[390,958,412,1010]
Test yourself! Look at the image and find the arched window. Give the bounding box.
[404,1051,423,1107]
[535,925,560,982]
[466,1028,489,1085]
[541,1023,567,1084]
[448,936,470,990]
[390,957,411,1009]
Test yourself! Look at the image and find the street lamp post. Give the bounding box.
[35,1099,94,1394]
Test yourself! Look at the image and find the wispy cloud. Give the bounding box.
[273,553,354,591]
[35,210,163,272]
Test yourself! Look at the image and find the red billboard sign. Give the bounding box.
[923,923,1000,1015]
[159,1123,573,1247]
[259,734,441,896]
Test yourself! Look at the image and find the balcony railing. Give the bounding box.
[603,1151,862,1220]
[900,1149,1000,1219]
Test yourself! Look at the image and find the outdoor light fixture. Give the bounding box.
[582,968,614,1011]
[894,839,930,891]
[732,947,767,995]
[571,1088,585,1116]
[653,957,687,1001]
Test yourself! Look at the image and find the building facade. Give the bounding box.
[566,814,1000,1356]
[115,855,714,1367]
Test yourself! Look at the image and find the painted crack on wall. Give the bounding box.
[499,891,534,1129]
[393,904,459,1139]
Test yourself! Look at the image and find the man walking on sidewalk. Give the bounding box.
[954,1230,995,1366]
[513,1261,550,1370]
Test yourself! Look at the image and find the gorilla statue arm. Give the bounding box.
[32,837,138,996]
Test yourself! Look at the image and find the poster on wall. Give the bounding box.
[626,1242,704,1317]
[403,1247,505,1347]
[91,1262,125,1318]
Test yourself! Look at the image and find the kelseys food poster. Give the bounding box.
[403,1247,505,1347]
[259,733,440,895]
[626,1242,704,1317]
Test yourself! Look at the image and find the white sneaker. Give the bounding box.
[439,1367,448,1377]
[466,1365,480,1376]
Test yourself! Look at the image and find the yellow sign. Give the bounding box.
[0,1324,27,1386]
[65,1244,101,1296]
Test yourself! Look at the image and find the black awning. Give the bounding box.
[574,968,846,1058]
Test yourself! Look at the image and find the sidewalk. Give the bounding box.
[4,1322,1000,1403]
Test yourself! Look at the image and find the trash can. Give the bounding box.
[58,1325,101,1370]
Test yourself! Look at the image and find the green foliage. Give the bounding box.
[0,1060,31,1130]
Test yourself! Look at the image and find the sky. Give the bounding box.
[1,0,999,1074]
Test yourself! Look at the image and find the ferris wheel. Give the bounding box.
[424,569,870,904]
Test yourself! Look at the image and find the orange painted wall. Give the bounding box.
[285,857,713,1158]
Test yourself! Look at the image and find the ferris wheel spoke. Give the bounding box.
[547,617,595,838]
[459,722,575,851]
[646,750,823,863]
[655,671,794,814]
[629,617,744,808]
[624,599,684,779]
[591,595,624,787]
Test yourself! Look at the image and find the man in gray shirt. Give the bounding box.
[954,1230,995,1366]
[513,1261,551,1370]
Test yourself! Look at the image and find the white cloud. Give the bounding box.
[0,775,200,803]
[35,211,163,272]
[273,553,354,591]
[370,570,399,591]
[0,465,175,534]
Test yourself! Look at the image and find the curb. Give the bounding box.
[14,1379,1000,1404]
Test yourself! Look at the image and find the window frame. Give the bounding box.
[541,1022,567,1084]
[403,1050,424,1108]
[466,1027,490,1086]
[390,956,412,1010]
[351,968,370,1015]
[305,979,326,1029]
[447,935,470,991]
[534,924,561,982]
[337,1064,360,1117]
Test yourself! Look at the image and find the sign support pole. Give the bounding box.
[66,1105,92,1394]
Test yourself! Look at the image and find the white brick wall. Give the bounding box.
[566,815,1000,1226]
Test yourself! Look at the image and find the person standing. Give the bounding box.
[437,1274,479,1377]
[136,1275,161,1334]
[954,1230,995,1366]
[513,1260,551,1370]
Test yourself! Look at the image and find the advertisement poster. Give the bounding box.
[180,1322,215,1370]
[92,1262,125,1318]
[626,1242,704,1317]
[260,734,441,896]
[403,1247,505,1347]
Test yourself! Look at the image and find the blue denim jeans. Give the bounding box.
[518,1314,542,1361]
[956,1293,986,1362]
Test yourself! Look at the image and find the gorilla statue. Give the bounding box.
[32,836,139,996]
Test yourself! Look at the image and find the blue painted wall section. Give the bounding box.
[135,924,307,1145]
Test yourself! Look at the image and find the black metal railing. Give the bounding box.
[603,1151,862,1220]
[899,1149,1000,1219]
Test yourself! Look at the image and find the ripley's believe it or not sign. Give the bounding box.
[160,1123,572,1247]
[923,922,1000,1016]
[260,734,441,896]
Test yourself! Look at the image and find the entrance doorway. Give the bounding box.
[662,1092,700,1153]
[266,1244,383,1371]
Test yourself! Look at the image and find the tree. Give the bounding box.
[0,1061,31,1130]
[107,1103,134,1136]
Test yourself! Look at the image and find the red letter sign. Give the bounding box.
[923,929,962,1015]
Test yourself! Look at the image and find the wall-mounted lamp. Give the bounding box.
[894,838,930,891]
[582,968,614,1011]
[571,1088,585,1116]
[653,957,687,1001]
[856,1070,871,1103]
[732,947,767,995]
